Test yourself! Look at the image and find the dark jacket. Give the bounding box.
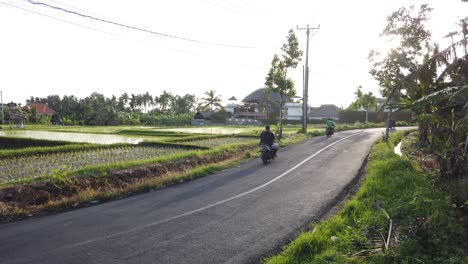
[260,130,276,145]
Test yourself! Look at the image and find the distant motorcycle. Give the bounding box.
[326,127,334,137]
[260,143,278,164]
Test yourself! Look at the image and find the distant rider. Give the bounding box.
[259,125,278,157]
[326,118,335,134]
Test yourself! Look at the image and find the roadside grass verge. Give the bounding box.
[264,131,467,264]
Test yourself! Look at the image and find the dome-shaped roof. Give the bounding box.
[242,88,283,103]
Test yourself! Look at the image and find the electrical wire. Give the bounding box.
[22,0,255,48]
[0,0,116,35]
[46,0,112,19]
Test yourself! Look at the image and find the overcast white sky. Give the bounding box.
[0,0,467,108]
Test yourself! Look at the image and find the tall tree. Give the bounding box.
[158,90,173,112]
[118,93,129,111]
[201,90,223,111]
[369,4,434,143]
[171,94,198,114]
[129,94,137,112]
[350,86,377,123]
[265,29,303,138]
[141,91,153,113]
[258,88,279,124]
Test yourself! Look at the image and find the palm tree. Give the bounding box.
[120,93,129,106]
[141,92,153,113]
[158,91,172,112]
[201,90,223,112]
[129,94,137,111]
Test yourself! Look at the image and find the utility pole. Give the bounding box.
[0,90,4,124]
[297,24,320,133]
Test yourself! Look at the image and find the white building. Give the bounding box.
[284,102,303,120]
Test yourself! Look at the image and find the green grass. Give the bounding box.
[264,131,467,264]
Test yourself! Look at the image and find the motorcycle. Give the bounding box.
[260,143,278,164]
[326,127,334,137]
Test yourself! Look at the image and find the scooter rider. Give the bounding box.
[259,125,278,157]
[326,118,335,134]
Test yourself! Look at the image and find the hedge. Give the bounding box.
[339,110,413,124]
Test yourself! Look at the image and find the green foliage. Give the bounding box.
[412,85,466,110]
[210,110,232,123]
[50,165,71,185]
[26,91,198,126]
[348,86,377,112]
[265,132,467,264]
[257,88,280,124]
[200,90,223,112]
[369,4,433,99]
[265,29,303,138]
[139,113,192,126]
[339,110,413,124]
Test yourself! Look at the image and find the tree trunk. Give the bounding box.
[279,93,283,139]
[418,106,431,146]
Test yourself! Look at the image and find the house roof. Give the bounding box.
[242,88,283,103]
[194,111,213,119]
[228,96,238,101]
[26,103,56,115]
[309,104,340,118]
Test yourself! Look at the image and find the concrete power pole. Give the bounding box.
[297,24,320,133]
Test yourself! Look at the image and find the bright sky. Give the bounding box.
[0,0,467,108]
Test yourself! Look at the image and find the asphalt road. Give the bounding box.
[0,128,385,264]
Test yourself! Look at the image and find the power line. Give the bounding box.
[46,0,111,19]
[22,0,255,48]
[0,0,116,35]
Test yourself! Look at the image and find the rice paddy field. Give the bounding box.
[0,145,184,183]
[0,130,144,145]
[0,125,266,185]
